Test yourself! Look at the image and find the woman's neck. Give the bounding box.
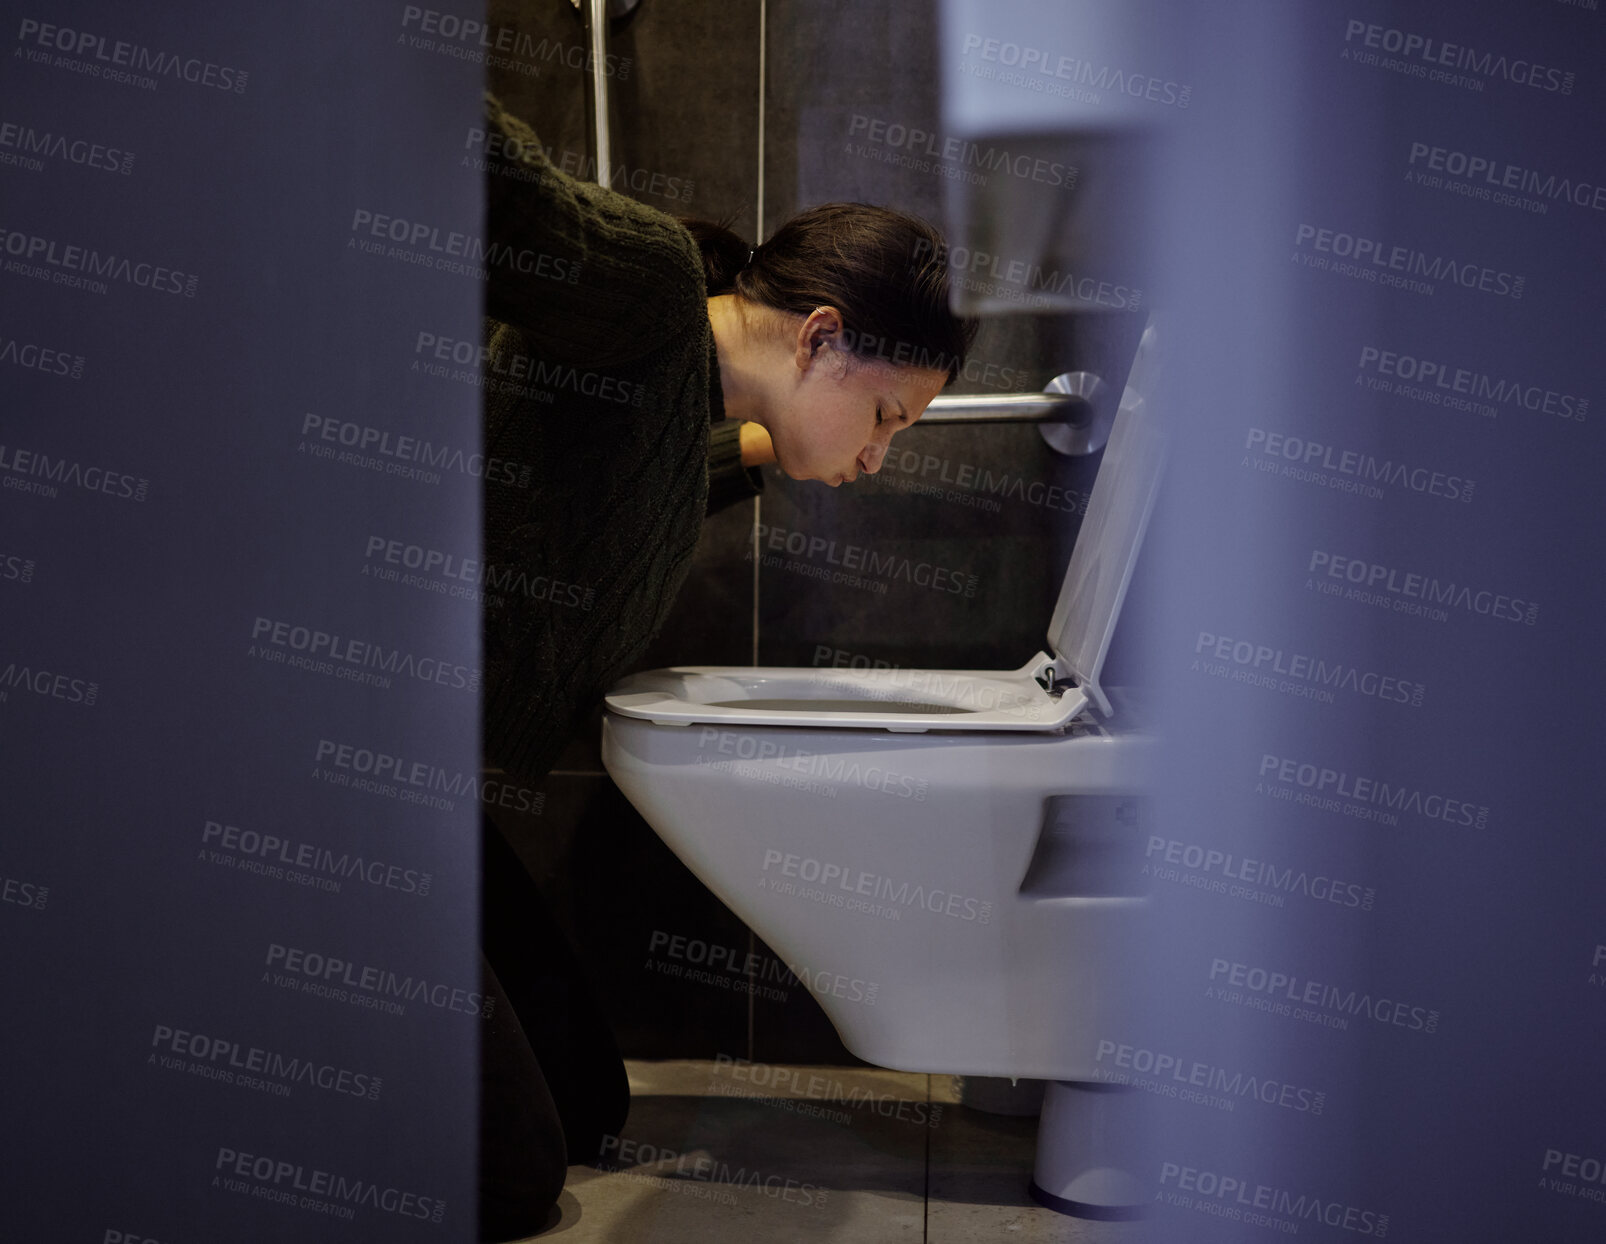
[707,294,787,430]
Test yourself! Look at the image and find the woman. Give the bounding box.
[475,94,976,1241]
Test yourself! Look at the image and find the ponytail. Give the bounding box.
[679,217,751,297]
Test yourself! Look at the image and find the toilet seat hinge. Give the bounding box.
[1036,663,1081,695]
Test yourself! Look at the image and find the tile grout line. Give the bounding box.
[745,929,756,1062]
[756,0,766,245]
[923,1072,931,1243]
[749,0,765,1067]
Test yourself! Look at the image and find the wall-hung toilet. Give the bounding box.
[601,322,1166,1218]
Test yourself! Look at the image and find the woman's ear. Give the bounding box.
[794,305,846,373]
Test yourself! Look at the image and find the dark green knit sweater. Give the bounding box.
[480,96,760,785]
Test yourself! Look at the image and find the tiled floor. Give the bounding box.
[524,1061,1149,1242]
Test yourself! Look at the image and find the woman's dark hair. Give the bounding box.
[682,207,978,385]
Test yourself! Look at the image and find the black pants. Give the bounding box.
[477,814,631,1241]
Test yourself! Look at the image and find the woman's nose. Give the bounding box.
[858,441,888,474]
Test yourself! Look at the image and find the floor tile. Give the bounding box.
[535,1060,927,1241]
[527,1060,1152,1243]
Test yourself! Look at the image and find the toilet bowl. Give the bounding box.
[601,320,1166,1214]
[605,711,1151,1076]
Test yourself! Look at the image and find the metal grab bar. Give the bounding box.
[920,371,1112,456]
[919,392,1077,423]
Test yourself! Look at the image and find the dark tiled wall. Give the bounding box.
[485,0,1145,1068]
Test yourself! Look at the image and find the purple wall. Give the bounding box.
[2,4,483,1238]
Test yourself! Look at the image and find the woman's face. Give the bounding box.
[771,311,949,486]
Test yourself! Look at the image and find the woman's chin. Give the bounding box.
[773,454,853,486]
[775,457,831,485]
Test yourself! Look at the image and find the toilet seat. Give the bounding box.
[605,654,1080,733]
[604,320,1165,735]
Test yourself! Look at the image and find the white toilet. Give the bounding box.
[602,321,1165,1217]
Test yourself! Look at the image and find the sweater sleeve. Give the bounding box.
[706,420,764,516]
[482,93,706,370]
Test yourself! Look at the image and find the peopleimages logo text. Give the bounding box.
[349,209,579,282]
[416,331,643,404]
[152,1023,381,1100]
[312,737,544,814]
[960,34,1191,108]
[213,1146,443,1222]
[15,18,249,92]
[0,335,85,378]
[301,415,527,487]
[1193,630,1426,708]
[266,943,490,1017]
[1343,18,1575,94]
[1209,958,1439,1032]
[0,119,133,173]
[1146,837,1373,910]
[1294,223,1523,299]
[0,443,147,501]
[912,238,1141,311]
[1355,345,1587,421]
[753,522,978,597]
[847,114,1078,188]
[760,848,992,923]
[1095,1040,1326,1114]
[203,819,432,896]
[1257,755,1489,829]
[1245,428,1472,501]
[251,615,480,691]
[0,226,197,295]
[1307,551,1538,624]
[402,6,632,77]
[1159,1162,1389,1236]
[1407,142,1605,212]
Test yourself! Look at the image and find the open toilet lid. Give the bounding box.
[1044,318,1165,718]
[605,319,1165,732]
